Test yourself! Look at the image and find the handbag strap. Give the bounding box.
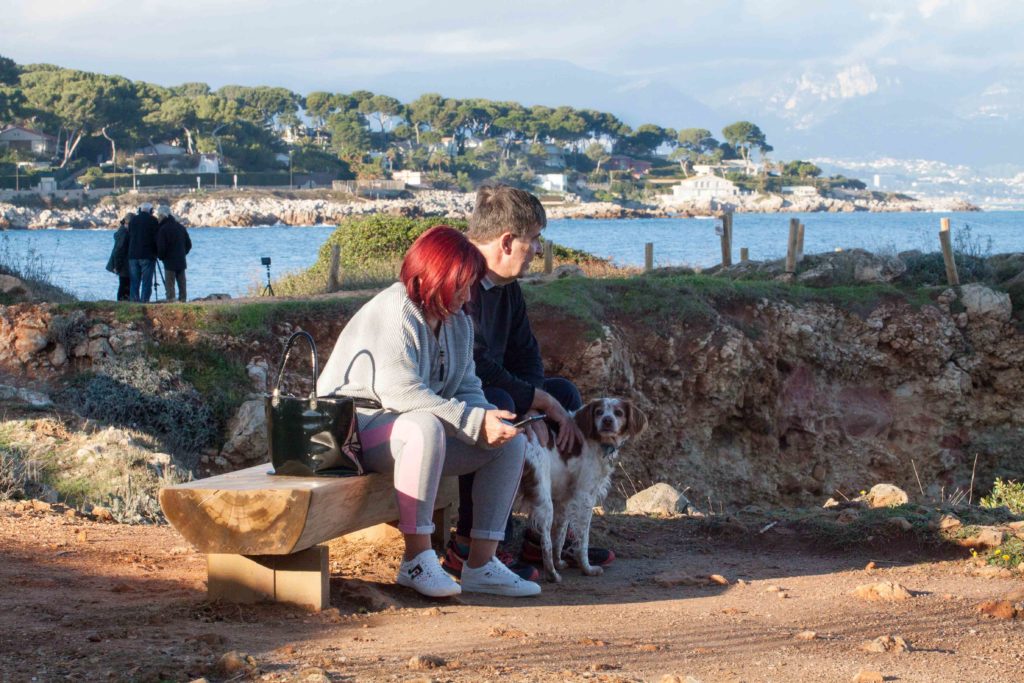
[273,330,318,400]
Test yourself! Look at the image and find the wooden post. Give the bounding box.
[939,217,960,285]
[740,247,749,263]
[543,240,553,274]
[796,222,806,263]
[785,218,800,274]
[644,242,654,272]
[720,211,733,267]
[327,244,341,292]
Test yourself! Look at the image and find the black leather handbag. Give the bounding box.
[266,331,365,477]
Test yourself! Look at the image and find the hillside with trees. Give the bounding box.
[0,56,864,198]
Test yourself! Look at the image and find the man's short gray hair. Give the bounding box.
[467,184,546,242]
[155,205,171,220]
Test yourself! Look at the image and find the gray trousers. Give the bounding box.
[164,269,186,302]
[357,410,525,540]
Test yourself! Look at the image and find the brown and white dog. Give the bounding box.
[518,397,648,582]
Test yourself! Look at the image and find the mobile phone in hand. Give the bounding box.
[501,414,547,429]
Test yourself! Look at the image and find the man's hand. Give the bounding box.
[533,390,582,454]
[523,411,550,448]
[480,409,521,447]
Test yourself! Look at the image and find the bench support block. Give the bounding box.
[208,545,329,611]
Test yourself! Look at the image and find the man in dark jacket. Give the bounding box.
[443,185,615,580]
[155,205,192,302]
[105,213,132,301]
[126,203,159,302]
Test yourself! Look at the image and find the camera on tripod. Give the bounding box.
[260,256,275,296]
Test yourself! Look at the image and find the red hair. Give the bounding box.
[401,226,486,320]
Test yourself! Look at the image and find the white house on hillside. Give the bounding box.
[670,174,741,202]
[0,126,57,156]
[535,173,567,193]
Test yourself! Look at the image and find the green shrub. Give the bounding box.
[980,478,1024,515]
[985,537,1024,569]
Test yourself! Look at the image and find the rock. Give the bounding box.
[0,273,29,295]
[626,483,690,515]
[959,283,1012,322]
[86,337,114,360]
[938,514,962,531]
[861,484,909,508]
[958,528,1004,549]
[49,344,68,367]
[977,600,1019,619]
[852,670,884,683]
[852,581,913,602]
[219,399,268,466]
[794,630,817,640]
[15,388,52,408]
[887,516,912,531]
[860,635,909,653]
[407,654,445,670]
[215,651,255,676]
[246,359,269,393]
[91,506,114,522]
[837,508,861,524]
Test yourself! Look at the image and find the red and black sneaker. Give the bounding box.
[441,539,540,582]
[521,528,616,568]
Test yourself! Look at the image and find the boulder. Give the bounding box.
[959,283,1012,323]
[626,483,691,516]
[219,399,268,466]
[861,483,909,508]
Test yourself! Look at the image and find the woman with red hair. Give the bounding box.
[318,226,540,598]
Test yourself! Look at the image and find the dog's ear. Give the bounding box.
[624,401,648,437]
[574,400,601,441]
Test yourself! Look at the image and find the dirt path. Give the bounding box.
[1,501,1021,683]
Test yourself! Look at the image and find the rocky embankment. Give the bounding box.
[0,253,1020,507]
[0,189,978,229]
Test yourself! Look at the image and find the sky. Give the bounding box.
[2,0,1024,164]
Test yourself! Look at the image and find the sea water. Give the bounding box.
[2,211,1021,301]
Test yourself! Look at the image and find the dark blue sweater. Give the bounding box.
[469,279,544,415]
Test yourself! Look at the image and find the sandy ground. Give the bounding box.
[1,501,1022,683]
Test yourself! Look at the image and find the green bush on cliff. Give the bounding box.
[272,214,605,296]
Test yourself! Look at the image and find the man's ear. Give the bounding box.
[500,232,516,254]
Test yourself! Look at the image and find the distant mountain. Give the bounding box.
[333,58,725,132]
[717,63,1024,167]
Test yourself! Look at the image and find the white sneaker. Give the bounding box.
[460,556,542,597]
[396,549,462,598]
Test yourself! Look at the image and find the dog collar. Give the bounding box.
[600,443,618,457]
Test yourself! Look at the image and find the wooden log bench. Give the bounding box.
[159,464,456,611]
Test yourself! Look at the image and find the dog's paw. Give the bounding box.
[555,559,568,570]
[581,565,603,577]
[545,570,562,583]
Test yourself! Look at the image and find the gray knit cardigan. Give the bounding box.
[316,282,491,444]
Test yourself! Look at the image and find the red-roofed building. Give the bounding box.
[604,155,652,177]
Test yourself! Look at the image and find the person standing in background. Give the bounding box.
[126,203,159,302]
[155,205,191,302]
[105,213,132,301]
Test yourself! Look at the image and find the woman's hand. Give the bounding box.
[480,409,521,447]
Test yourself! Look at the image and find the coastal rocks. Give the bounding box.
[796,250,907,286]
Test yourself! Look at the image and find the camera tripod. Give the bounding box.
[261,260,275,297]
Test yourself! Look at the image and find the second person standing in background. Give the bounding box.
[155,205,192,302]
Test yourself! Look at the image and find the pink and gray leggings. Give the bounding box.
[357,411,526,540]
